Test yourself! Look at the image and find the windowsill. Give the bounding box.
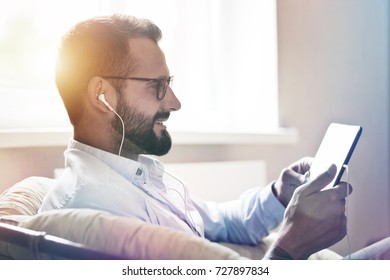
[0,127,299,148]
[171,128,299,145]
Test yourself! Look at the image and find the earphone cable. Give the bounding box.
[343,164,351,259]
[112,110,125,157]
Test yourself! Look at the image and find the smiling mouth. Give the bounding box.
[154,112,170,127]
[154,117,168,127]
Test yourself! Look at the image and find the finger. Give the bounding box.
[320,182,353,204]
[301,164,337,195]
[290,157,313,174]
[281,168,307,186]
[332,182,353,199]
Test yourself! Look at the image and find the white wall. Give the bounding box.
[165,160,267,202]
[0,0,389,257]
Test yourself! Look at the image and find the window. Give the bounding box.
[0,0,278,134]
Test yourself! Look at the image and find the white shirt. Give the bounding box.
[40,139,285,244]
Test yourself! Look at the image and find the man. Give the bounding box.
[40,14,390,259]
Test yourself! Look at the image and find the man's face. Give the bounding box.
[111,38,181,156]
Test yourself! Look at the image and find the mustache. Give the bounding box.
[153,111,170,122]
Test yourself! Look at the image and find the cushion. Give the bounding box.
[0,177,55,218]
[5,209,245,260]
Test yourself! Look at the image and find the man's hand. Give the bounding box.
[267,164,352,259]
[273,157,312,207]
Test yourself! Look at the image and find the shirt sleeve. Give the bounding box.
[191,182,285,245]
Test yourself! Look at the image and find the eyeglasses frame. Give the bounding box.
[101,75,174,100]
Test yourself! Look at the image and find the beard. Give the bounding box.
[111,100,172,156]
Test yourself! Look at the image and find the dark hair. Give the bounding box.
[55,14,162,125]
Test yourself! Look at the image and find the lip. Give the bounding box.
[153,112,170,129]
[154,118,168,128]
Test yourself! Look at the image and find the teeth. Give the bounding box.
[155,119,167,125]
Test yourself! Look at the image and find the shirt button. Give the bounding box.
[136,168,143,176]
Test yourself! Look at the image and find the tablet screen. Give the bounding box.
[309,123,362,189]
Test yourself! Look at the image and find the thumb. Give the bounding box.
[301,164,337,195]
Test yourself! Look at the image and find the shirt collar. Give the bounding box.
[67,139,164,184]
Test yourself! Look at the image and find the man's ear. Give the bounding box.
[87,76,116,112]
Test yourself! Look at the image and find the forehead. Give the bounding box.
[128,37,169,76]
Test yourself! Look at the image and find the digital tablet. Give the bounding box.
[309,123,362,190]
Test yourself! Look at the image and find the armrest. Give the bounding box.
[0,221,123,259]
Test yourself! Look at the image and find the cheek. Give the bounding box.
[126,95,159,117]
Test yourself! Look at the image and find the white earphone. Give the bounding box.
[98,93,114,112]
[98,93,125,156]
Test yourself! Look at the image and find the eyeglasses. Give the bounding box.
[102,75,174,100]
